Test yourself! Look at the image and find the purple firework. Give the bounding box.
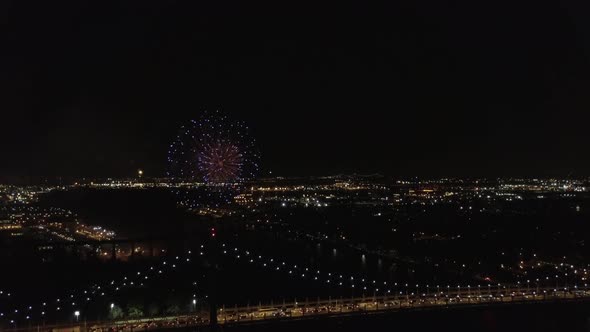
[168,110,260,208]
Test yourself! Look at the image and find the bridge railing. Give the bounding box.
[215,285,590,323]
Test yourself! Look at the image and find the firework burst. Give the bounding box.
[167,110,260,209]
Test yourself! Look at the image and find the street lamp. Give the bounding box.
[74,311,80,322]
[109,303,115,320]
[527,280,530,294]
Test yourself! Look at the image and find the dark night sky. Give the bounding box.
[1,0,589,178]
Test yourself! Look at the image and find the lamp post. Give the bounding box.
[526,280,530,294]
[74,311,80,323]
[110,303,115,322]
[405,284,409,302]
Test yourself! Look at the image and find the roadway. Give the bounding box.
[8,285,587,332]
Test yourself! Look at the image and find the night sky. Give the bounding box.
[2,0,590,178]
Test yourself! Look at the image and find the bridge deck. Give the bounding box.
[5,286,589,332]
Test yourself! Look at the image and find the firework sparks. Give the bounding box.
[198,141,243,183]
[167,110,260,208]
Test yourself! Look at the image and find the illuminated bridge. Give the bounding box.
[5,285,590,332]
[3,238,588,332]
